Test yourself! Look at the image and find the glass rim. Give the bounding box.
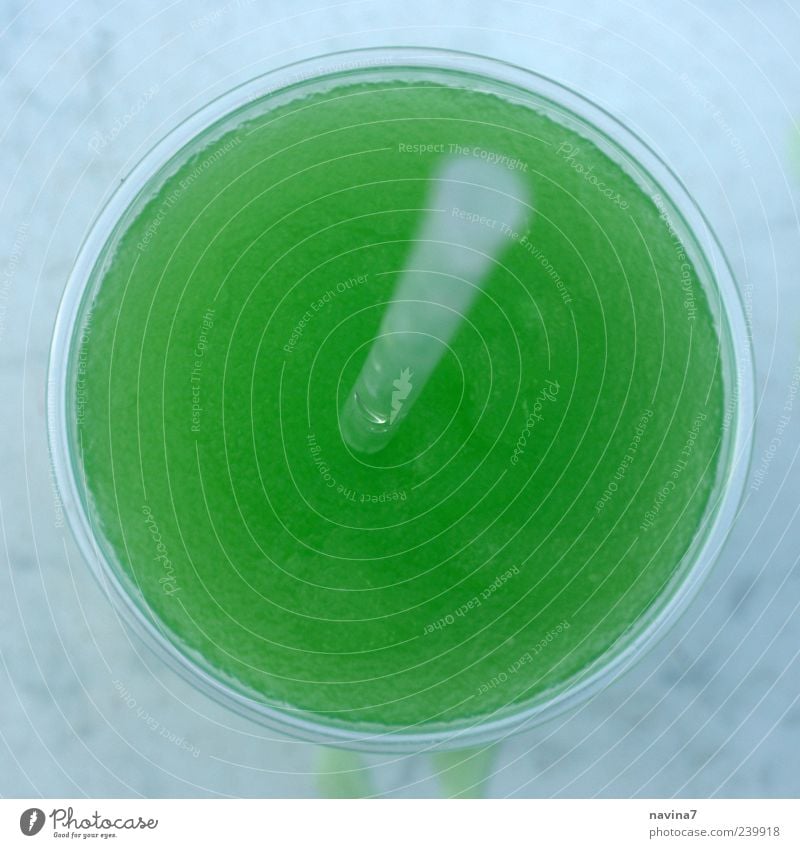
[48,46,756,752]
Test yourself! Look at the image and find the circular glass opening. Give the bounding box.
[49,48,753,751]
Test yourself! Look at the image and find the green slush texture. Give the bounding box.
[73,80,725,729]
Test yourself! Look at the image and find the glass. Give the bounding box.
[48,47,754,752]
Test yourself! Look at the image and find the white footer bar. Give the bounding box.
[3,799,797,847]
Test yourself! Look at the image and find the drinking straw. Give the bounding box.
[339,156,529,454]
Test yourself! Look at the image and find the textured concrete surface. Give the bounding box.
[1,0,799,797]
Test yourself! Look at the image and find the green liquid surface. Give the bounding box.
[71,77,726,731]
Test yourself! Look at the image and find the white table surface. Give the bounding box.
[1,0,799,797]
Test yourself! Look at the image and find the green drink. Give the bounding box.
[51,51,749,747]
